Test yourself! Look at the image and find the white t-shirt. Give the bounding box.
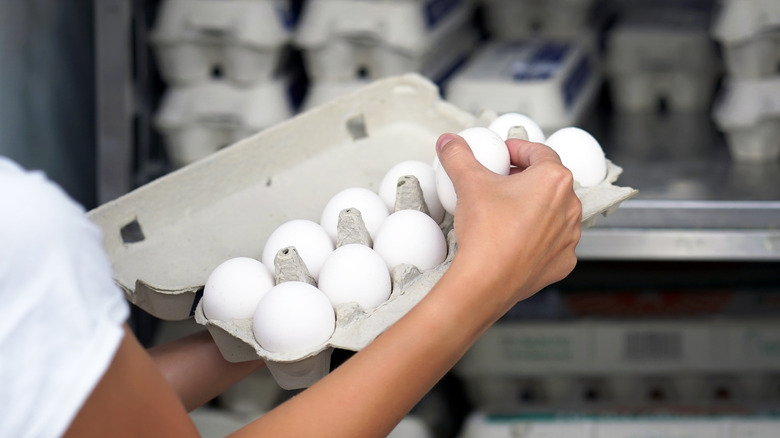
[0,157,130,437]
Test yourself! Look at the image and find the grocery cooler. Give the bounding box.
[94,0,780,437]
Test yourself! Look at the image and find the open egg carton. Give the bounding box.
[88,73,636,389]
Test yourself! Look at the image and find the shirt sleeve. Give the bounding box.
[0,157,130,438]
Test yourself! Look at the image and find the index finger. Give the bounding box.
[506,138,563,171]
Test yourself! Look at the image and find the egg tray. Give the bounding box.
[86,73,637,389]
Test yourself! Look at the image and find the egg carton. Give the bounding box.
[461,371,780,409]
[154,78,294,168]
[445,40,602,136]
[711,0,780,79]
[604,6,721,113]
[87,73,636,388]
[479,0,597,40]
[712,76,780,163]
[150,0,294,86]
[293,0,477,81]
[459,411,780,438]
[454,318,780,395]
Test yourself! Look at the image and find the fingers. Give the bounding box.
[435,133,486,190]
[505,138,562,170]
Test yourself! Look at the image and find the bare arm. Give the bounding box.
[147,329,266,412]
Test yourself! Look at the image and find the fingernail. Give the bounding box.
[436,133,458,152]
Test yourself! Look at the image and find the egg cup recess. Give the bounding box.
[194,176,457,390]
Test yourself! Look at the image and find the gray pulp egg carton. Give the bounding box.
[87,73,637,389]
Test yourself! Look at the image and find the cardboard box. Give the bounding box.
[88,74,636,389]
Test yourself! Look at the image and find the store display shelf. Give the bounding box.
[579,116,780,261]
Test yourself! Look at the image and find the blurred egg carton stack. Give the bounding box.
[601,0,722,162]
[604,1,720,113]
[444,39,602,137]
[711,0,780,162]
[294,0,480,111]
[477,0,603,45]
[150,0,298,168]
[454,316,780,437]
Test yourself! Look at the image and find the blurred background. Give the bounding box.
[2,0,780,436]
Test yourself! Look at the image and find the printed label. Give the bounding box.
[424,0,461,29]
[623,332,683,361]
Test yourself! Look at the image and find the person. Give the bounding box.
[0,132,581,437]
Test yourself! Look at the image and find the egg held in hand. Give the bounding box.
[261,219,334,280]
[373,209,447,271]
[320,187,389,243]
[317,244,392,311]
[252,281,336,354]
[435,126,511,215]
[544,126,607,188]
[202,257,275,322]
[488,112,546,143]
[379,160,444,223]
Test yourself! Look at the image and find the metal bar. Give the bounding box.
[95,0,133,204]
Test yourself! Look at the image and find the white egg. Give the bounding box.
[435,126,511,215]
[261,219,334,280]
[544,126,607,188]
[317,244,392,310]
[373,209,447,271]
[252,281,335,354]
[488,112,546,143]
[378,160,444,223]
[202,257,275,321]
[320,187,389,243]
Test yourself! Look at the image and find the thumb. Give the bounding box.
[435,133,483,190]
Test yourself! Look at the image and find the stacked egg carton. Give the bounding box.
[711,0,780,162]
[293,0,480,111]
[604,2,720,113]
[444,40,603,137]
[602,1,722,161]
[477,0,601,43]
[150,0,297,168]
[87,74,637,390]
[454,318,780,408]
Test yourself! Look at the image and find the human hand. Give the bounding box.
[435,133,581,312]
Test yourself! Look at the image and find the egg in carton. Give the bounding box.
[194,177,457,389]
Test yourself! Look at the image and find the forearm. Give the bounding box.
[231,259,508,438]
[148,330,266,411]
